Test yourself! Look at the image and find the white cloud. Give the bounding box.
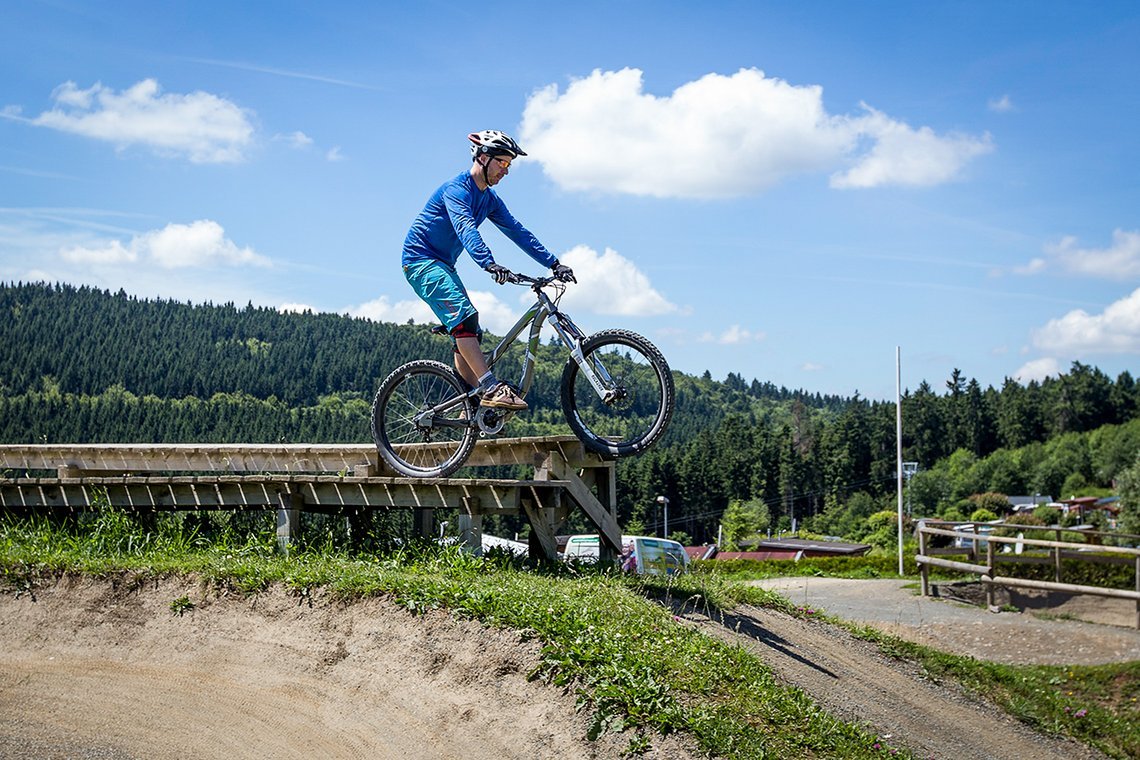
[1032,287,1140,354]
[1015,357,1061,383]
[829,104,993,188]
[29,79,254,163]
[1037,229,1140,280]
[1013,257,1047,275]
[988,94,1015,113]
[700,324,766,344]
[348,295,437,325]
[61,238,136,265]
[326,146,345,162]
[801,362,824,371]
[279,130,313,149]
[555,245,676,317]
[63,220,269,269]
[279,303,315,314]
[519,67,991,198]
[347,290,518,334]
[467,290,522,334]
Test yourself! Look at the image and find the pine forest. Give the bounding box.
[3,281,1139,547]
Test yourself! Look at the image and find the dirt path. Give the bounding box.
[677,602,1106,760]
[0,576,697,760]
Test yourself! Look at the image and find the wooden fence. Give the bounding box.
[915,520,1140,629]
[0,436,621,562]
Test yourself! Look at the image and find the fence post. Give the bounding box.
[918,527,929,597]
[986,539,996,612]
[1054,528,1063,583]
[1135,556,1139,631]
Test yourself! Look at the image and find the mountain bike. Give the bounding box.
[371,273,674,478]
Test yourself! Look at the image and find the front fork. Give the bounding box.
[547,313,618,403]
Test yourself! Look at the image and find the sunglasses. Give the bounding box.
[491,156,512,170]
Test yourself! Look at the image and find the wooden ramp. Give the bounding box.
[0,436,622,562]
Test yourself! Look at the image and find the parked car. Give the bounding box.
[562,534,690,576]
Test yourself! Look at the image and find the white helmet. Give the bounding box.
[468,130,527,159]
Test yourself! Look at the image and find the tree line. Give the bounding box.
[3,281,1138,544]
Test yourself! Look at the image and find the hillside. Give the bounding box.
[3,281,1139,543]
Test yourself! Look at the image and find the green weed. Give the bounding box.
[169,595,195,616]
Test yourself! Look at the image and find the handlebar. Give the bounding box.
[509,272,562,288]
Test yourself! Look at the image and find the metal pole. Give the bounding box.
[896,346,904,576]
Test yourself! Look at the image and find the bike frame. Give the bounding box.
[415,275,617,428]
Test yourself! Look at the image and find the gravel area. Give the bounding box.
[750,577,1140,665]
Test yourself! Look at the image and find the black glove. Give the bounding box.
[552,261,576,283]
[486,263,514,285]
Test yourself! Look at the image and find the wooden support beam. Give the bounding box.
[276,490,303,554]
[413,507,434,541]
[539,450,621,560]
[458,515,482,555]
[522,497,559,561]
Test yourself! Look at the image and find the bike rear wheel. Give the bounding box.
[560,329,674,458]
[371,360,477,478]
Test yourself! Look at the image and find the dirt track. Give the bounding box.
[2,575,1132,759]
[0,576,697,760]
[677,602,1106,760]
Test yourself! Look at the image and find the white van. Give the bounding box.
[562,534,690,577]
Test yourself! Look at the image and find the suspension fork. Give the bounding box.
[546,309,618,403]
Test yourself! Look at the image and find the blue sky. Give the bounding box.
[2,1,1138,400]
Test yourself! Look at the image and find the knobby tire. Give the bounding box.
[560,329,674,458]
[371,360,477,478]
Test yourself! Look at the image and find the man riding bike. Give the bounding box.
[401,129,576,411]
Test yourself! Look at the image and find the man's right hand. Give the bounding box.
[486,263,515,285]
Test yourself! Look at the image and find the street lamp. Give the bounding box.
[656,495,669,538]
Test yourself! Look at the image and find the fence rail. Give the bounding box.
[915,521,1140,629]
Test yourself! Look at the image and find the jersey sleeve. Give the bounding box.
[488,195,558,269]
[442,182,497,270]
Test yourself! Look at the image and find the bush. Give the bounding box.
[969,508,999,523]
[968,492,1011,514]
[940,505,966,523]
[1003,511,1046,527]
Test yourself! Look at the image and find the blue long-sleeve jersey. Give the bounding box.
[402,171,557,271]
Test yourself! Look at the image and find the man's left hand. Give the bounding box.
[552,262,576,283]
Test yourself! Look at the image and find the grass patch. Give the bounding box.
[0,510,914,759]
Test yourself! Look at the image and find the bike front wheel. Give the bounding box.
[371,360,477,478]
[560,329,674,458]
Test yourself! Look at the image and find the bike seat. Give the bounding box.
[430,325,448,335]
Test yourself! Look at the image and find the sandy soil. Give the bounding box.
[0,575,697,760]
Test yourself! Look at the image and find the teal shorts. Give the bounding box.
[403,260,476,331]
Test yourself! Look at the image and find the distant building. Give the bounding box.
[1008,495,1052,513]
